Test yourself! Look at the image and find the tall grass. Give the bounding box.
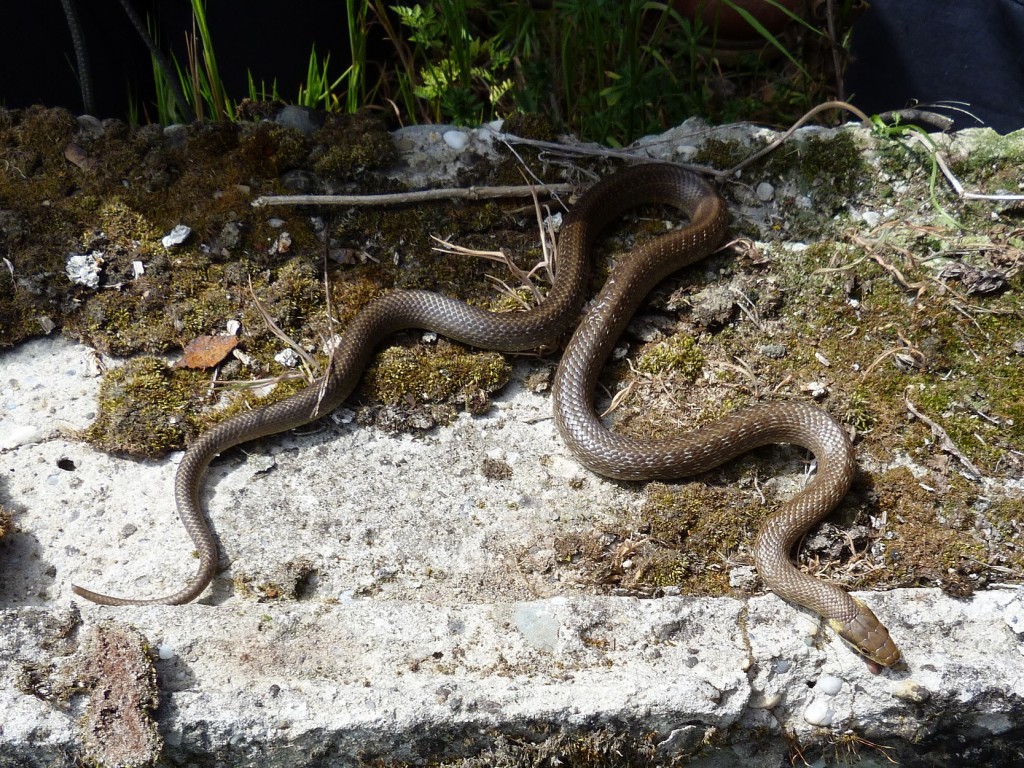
[145,0,859,143]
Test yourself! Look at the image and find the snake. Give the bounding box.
[72,162,900,667]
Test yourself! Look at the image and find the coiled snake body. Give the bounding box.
[73,162,900,667]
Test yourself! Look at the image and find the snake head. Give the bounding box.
[829,597,901,668]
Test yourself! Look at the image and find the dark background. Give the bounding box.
[0,1,351,122]
[2,1,1023,133]
[844,0,1024,133]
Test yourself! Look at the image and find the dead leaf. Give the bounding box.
[175,335,239,369]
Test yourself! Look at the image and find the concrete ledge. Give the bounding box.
[1,588,1023,766]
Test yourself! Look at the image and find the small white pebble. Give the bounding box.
[331,408,355,425]
[442,130,470,151]
[815,674,844,695]
[65,251,103,288]
[675,144,698,162]
[801,381,828,399]
[751,692,782,709]
[226,319,241,335]
[274,348,300,368]
[161,224,191,249]
[157,643,175,660]
[804,698,835,726]
[861,210,881,227]
[132,260,145,278]
[756,181,775,202]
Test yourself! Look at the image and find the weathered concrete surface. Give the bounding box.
[2,116,1024,765]
[1,589,1021,768]
[2,335,1023,767]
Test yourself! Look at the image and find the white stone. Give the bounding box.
[442,130,470,151]
[803,698,835,726]
[1003,593,1024,635]
[161,224,191,249]
[814,674,843,695]
[65,251,102,288]
[274,348,300,367]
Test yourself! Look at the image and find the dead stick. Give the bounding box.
[252,184,575,208]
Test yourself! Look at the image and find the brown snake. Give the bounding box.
[73,162,900,667]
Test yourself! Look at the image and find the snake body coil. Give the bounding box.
[73,163,899,667]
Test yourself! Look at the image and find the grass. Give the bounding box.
[140,0,861,144]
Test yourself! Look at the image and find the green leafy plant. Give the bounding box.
[388,1,513,125]
[139,0,860,146]
[356,1,859,144]
[870,113,963,229]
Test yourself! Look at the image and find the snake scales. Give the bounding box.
[73,162,900,667]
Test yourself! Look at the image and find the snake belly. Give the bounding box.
[72,162,899,667]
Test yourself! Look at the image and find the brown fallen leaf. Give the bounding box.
[175,335,239,369]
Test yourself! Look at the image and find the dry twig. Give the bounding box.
[904,390,982,479]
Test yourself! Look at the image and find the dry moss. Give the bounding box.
[362,339,512,413]
[83,356,210,457]
[0,505,12,540]
[869,467,989,596]
[635,332,705,379]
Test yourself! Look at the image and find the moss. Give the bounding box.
[502,112,558,142]
[984,496,1024,572]
[635,332,704,380]
[0,505,12,539]
[362,339,512,411]
[626,481,767,595]
[231,558,318,602]
[946,128,1024,191]
[83,357,210,457]
[312,112,397,179]
[870,467,988,596]
[791,131,867,204]
[692,137,754,170]
[237,122,309,176]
